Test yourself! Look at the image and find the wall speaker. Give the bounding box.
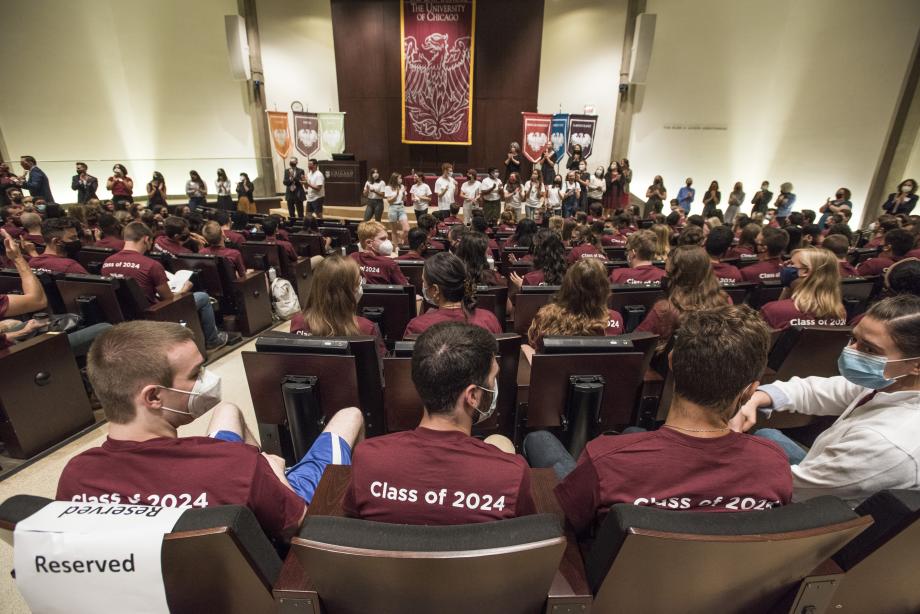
[628,13,656,84]
[225,15,251,81]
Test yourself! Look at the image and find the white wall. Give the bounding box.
[0,0,260,203]
[627,0,920,225]
[537,0,628,171]
[904,128,920,187]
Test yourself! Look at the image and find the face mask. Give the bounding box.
[355,283,364,303]
[63,239,82,259]
[377,239,394,256]
[779,266,799,287]
[239,176,245,182]
[902,185,913,194]
[837,347,919,390]
[289,162,297,168]
[473,377,498,423]
[595,171,603,178]
[486,256,495,270]
[422,284,436,305]
[579,165,586,172]
[160,369,222,418]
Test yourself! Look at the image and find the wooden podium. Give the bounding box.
[319,160,367,206]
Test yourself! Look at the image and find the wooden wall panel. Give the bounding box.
[330,0,544,177]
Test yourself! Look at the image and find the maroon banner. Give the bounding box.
[293,111,320,158]
[568,114,598,159]
[521,112,552,163]
[401,0,476,145]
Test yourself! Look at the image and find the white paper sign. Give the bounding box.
[14,502,185,614]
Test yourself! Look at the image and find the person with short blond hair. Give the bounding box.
[349,220,409,285]
[610,229,666,285]
[199,220,246,278]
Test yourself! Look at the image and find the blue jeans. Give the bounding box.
[68,323,112,357]
[193,291,220,345]
[754,428,808,465]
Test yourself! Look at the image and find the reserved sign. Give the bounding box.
[14,502,184,614]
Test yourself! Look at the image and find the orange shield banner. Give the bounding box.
[267,111,292,158]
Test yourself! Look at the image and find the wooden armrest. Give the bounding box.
[144,292,195,315]
[643,369,663,383]
[273,553,318,604]
[236,270,266,283]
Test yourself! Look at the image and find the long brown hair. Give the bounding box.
[528,258,610,345]
[301,255,361,336]
[665,245,728,312]
[791,248,846,320]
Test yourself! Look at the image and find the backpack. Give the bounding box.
[270,276,301,318]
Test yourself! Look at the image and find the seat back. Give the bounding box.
[289,232,326,258]
[840,276,879,319]
[499,246,531,273]
[474,285,508,328]
[722,281,758,305]
[169,253,229,303]
[588,497,870,614]
[75,247,115,276]
[0,269,66,314]
[608,285,665,314]
[0,495,281,614]
[240,241,282,272]
[55,274,129,324]
[513,285,558,337]
[292,514,565,614]
[768,325,851,381]
[748,281,784,310]
[319,226,351,249]
[396,259,425,296]
[358,284,417,345]
[603,247,627,261]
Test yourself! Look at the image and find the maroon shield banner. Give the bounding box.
[568,114,598,159]
[293,111,320,157]
[521,112,552,163]
[401,0,476,145]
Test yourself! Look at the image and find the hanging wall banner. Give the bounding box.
[318,112,346,155]
[293,111,320,158]
[267,111,292,158]
[401,0,476,145]
[521,112,552,163]
[568,114,598,159]
[550,114,570,162]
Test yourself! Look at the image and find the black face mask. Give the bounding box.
[178,234,190,243]
[63,240,83,259]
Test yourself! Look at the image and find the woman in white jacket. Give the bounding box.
[731,295,920,507]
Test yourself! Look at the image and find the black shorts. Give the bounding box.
[308,197,325,215]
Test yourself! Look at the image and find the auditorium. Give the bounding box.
[1,0,920,611]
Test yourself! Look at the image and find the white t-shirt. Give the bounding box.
[434,176,457,210]
[410,183,432,210]
[460,180,481,204]
[587,175,606,200]
[504,183,523,211]
[306,169,325,201]
[384,185,405,205]
[364,179,386,200]
[547,185,562,208]
[523,181,545,208]
[561,180,580,201]
[481,176,503,201]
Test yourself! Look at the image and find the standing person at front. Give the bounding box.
[409,172,431,222]
[522,170,546,222]
[539,143,556,185]
[363,168,386,222]
[434,163,458,214]
[71,162,98,204]
[283,157,306,219]
[503,172,524,221]
[480,168,503,225]
[146,171,168,208]
[561,171,581,219]
[702,180,721,219]
[384,173,408,246]
[751,181,773,215]
[882,179,918,216]
[617,159,632,210]
[215,168,233,212]
[645,176,667,217]
[460,169,481,224]
[19,155,54,203]
[676,178,695,214]
[775,182,796,225]
[586,167,607,212]
[725,181,745,224]
[236,172,255,214]
[349,220,409,285]
[185,170,208,212]
[603,162,622,215]
[107,164,134,209]
[304,159,325,218]
[504,142,522,180]
[343,322,536,524]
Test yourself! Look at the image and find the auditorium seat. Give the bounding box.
[75,246,115,275]
[747,281,785,310]
[0,333,95,458]
[826,489,920,613]
[473,285,509,329]
[512,285,557,336]
[395,259,425,296]
[0,495,281,614]
[240,241,312,308]
[358,284,417,346]
[722,281,758,305]
[288,232,326,258]
[290,513,565,614]
[584,497,871,614]
[840,276,881,320]
[0,268,66,314]
[499,246,531,274]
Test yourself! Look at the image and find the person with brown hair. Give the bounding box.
[510,229,567,286]
[636,245,730,347]
[822,234,859,278]
[290,255,385,356]
[650,223,671,261]
[199,221,246,278]
[740,226,789,283]
[857,228,915,277]
[527,258,623,351]
[566,223,608,264]
[760,248,847,331]
[455,231,507,287]
[525,304,791,534]
[610,229,666,285]
[727,223,761,259]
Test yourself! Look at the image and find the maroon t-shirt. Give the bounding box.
[530,308,624,350]
[349,251,410,285]
[740,258,783,283]
[601,232,627,247]
[56,436,305,542]
[1,223,24,239]
[554,428,792,535]
[906,248,920,259]
[760,298,848,331]
[522,269,549,285]
[711,260,743,284]
[289,312,386,356]
[23,232,45,246]
[404,307,502,337]
[153,235,192,257]
[200,245,246,277]
[566,244,608,265]
[396,250,424,261]
[726,245,755,259]
[609,264,665,285]
[0,294,9,350]
[857,255,895,277]
[838,261,859,278]
[269,238,298,262]
[223,228,247,245]
[342,427,537,525]
[94,235,125,251]
[101,249,170,304]
[28,253,88,275]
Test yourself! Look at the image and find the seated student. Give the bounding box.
[437,203,463,229]
[26,217,89,275]
[0,229,47,349]
[396,227,429,261]
[343,322,536,523]
[857,228,914,277]
[883,257,920,298]
[528,258,624,351]
[470,214,500,252]
[676,224,705,247]
[93,213,126,251]
[262,217,297,262]
[610,229,666,286]
[155,215,207,257]
[349,220,410,285]
[55,321,364,542]
[199,220,246,278]
[732,295,920,506]
[525,305,790,536]
[404,252,502,336]
[566,224,608,264]
[602,214,630,247]
[496,209,517,233]
[864,214,900,249]
[102,222,229,350]
[502,218,538,251]
[216,210,246,245]
[1,204,24,239]
[822,234,859,278]
[727,223,760,259]
[417,213,447,251]
[290,255,386,356]
[740,226,789,283]
[801,223,822,247]
[19,211,44,247]
[760,248,847,331]
[509,229,567,287]
[456,231,507,287]
[704,226,743,283]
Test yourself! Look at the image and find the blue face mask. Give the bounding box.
[837,346,918,390]
[779,266,798,287]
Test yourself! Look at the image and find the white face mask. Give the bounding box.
[422,283,437,305]
[355,283,364,303]
[377,239,394,256]
[160,369,222,418]
[473,377,499,423]
[901,185,913,193]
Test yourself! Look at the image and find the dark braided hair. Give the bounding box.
[456,231,493,286]
[423,252,476,316]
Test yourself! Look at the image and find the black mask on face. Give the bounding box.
[179,233,190,243]
[63,239,83,259]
